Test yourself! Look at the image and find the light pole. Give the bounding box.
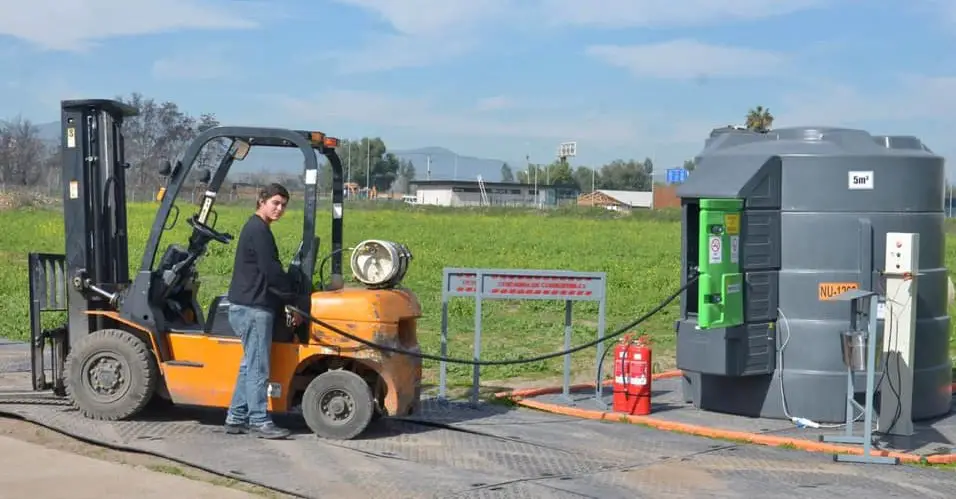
[558,141,577,205]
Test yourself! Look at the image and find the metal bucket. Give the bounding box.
[840,330,880,371]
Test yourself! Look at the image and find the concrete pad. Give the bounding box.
[0,435,255,499]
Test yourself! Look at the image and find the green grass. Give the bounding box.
[1,201,955,389]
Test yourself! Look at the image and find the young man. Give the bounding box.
[223,183,299,439]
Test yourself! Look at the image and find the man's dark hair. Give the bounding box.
[257,183,290,207]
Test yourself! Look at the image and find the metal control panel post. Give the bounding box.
[879,232,919,436]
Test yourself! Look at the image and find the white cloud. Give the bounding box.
[327,0,513,73]
[775,75,956,127]
[265,89,644,145]
[475,96,516,111]
[586,39,787,80]
[325,34,476,74]
[538,0,830,28]
[333,0,514,36]
[914,0,956,28]
[0,0,259,51]
[152,47,233,81]
[328,0,825,73]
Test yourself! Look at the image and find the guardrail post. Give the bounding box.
[439,267,607,408]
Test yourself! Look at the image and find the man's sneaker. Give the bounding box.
[250,421,291,440]
[224,422,248,435]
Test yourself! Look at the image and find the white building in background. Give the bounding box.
[576,189,654,212]
[410,180,579,208]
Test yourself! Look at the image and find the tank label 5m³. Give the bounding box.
[848,170,874,190]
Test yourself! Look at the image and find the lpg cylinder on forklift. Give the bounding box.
[612,334,652,416]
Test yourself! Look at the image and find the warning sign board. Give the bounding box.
[724,214,740,235]
[818,282,859,301]
[444,269,607,301]
[730,236,739,264]
[708,236,722,264]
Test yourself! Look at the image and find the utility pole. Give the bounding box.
[366,139,371,194]
[347,143,352,199]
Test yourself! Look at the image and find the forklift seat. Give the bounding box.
[203,295,297,343]
[204,295,238,337]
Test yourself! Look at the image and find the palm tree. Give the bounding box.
[745,106,774,133]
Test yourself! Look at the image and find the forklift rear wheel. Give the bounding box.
[301,370,374,440]
[64,328,159,421]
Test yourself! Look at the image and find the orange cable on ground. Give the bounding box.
[494,370,956,465]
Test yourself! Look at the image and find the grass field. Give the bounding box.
[1,201,955,391]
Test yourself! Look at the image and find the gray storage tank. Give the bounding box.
[674,126,952,423]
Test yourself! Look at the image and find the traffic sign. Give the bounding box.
[666,168,689,184]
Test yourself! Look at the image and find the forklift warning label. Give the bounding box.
[818,282,859,301]
[730,236,739,264]
[708,236,722,264]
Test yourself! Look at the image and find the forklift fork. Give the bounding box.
[27,252,69,395]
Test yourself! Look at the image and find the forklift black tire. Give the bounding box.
[301,369,374,440]
[64,328,159,421]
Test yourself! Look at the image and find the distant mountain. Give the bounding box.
[391,146,520,182]
[34,121,59,142]
[23,120,521,182]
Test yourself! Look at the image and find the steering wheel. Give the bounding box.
[187,215,233,244]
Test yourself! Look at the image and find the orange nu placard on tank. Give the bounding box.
[818,282,859,301]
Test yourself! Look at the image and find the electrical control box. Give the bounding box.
[696,198,745,329]
[884,232,919,275]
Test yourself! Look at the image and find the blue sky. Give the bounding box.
[2,0,956,176]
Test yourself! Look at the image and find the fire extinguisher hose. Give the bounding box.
[285,272,699,367]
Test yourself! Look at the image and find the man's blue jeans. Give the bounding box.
[225,304,274,427]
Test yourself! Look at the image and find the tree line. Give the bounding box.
[1,96,774,196]
[0,92,417,198]
[497,105,775,191]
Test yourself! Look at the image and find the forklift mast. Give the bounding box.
[60,100,139,342]
[25,100,138,393]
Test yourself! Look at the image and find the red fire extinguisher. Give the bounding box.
[612,333,652,416]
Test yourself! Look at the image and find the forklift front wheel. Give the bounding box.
[64,328,159,421]
[301,369,374,440]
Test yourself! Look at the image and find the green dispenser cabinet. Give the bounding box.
[696,198,744,329]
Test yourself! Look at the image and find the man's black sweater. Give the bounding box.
[227,215,293,311]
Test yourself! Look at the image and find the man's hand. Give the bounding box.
[284,307,305,327]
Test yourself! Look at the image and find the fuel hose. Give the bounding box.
[286,272,699,366]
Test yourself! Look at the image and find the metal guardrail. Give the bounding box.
[438,267,608,406]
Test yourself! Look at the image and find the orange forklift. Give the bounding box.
[23,99,422,440]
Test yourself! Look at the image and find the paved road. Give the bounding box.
[2,340,955,498]
[0,434,256,499]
